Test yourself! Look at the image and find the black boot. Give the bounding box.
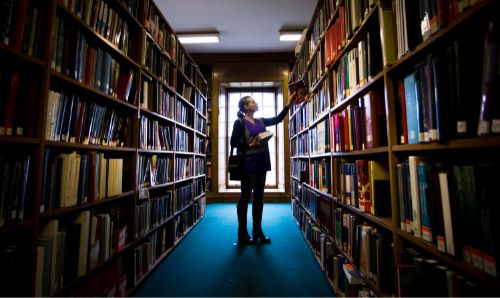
[237,203,253,244]
[252,201,271,243]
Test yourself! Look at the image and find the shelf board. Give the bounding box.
[50,70,138,111]
[332,197,393,231]
[308,110,330,129]
[40,191,134,219]
[0,220,34,233]
[392,136,500,152]
[0,136,40,144]
[138,181,174,191]
[309,152,332,159]
[44,140,137,152]
[332,146,389,157]
[141,67,176,93]
[138,149,174,155]
[0,44,46,67]
[139,107,176,123]
[330,69,385,114]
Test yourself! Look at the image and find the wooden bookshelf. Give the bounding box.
[290,0,500,296]
[0,0,208,296]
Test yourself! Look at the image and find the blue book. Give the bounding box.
[94,48,103,89]
[403,73,420,144]
[418,161,433,242]
[101,52,112,93]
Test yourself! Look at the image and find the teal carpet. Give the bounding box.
[132,203,335,297]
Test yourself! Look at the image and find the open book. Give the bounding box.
[255,131,274,143]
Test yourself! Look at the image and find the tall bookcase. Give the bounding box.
[0,0,208,296]
[289,0,500,296]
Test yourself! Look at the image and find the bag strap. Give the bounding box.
[230,118,246,156]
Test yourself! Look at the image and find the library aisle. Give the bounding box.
[132,203,335,297]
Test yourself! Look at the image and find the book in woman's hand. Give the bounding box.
[255,131,274,143]
[288,79,307,104]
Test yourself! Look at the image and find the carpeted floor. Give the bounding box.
[132,203,335,297]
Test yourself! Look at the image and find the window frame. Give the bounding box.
[225,87,279,189]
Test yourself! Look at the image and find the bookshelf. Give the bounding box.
[289,0,500,296]
[0,0,208,296]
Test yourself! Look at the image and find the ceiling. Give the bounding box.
[154,0,318,54]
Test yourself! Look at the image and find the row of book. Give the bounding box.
[306,46,325,90]
[174,157,193,181]
[309,158,332,194]
[292,199,394,295]
[195,114,206,134]
[396,158,499,277]
[46,90,131,147]
[290,133,309,156]
[137,155,171,189]
[332,90,386,152]
[194,157,205,177]
[135,191,174,238]
[332,30,382,103]
[333,159,391,217]
[293,184,332,233]
[175,129,191,152]
[41,151,124,212]
[398,246,483,296]
[333,207,394,293]
[397,23,498,144]
[60,0,132,56]
[52,17,135,102]
[139,116,173,150]
[309,117,331,155]
[174,183,193,213]
[304,81,331,128]
[195,92,206,114]
[0,70,38,137]
[141,75,176,118]
[393,0,484,61]
[36,211,127,296]
[142,0,176,62]
[135,225,170,281]
[142,36,174,85]
[1,0,46,58]
[0,154,30,227]
[176,96,194,127]
[194,135,205,154]
[194,178,205,198]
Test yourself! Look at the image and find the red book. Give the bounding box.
[3,71,21,135]
[398,80,408,144]
[116,69,134,102]
[11,0,29,50]
[288,79,307,104]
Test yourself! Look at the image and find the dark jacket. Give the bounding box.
[230,106,291,156]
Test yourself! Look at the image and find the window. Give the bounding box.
[218,84,285,192]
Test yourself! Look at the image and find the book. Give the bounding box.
[255,131,273,143]
[288,79,307,104]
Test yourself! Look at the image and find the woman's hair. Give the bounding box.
[237,96,251,118]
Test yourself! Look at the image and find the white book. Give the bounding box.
[409,156,422,238]
[439,172,455,256]
[74,211,91,277]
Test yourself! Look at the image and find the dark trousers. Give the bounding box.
[237,172,266,235]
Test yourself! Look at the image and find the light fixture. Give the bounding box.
[178,32,220,44]
[279,31,303,42]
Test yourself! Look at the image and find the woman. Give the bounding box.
[230,94,296,244]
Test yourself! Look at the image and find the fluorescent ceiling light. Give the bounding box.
[178,33,219,44]
[280,31,302,42]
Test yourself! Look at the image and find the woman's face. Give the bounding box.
[245,97,259,112]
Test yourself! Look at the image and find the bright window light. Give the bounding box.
[178,33,220,44]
